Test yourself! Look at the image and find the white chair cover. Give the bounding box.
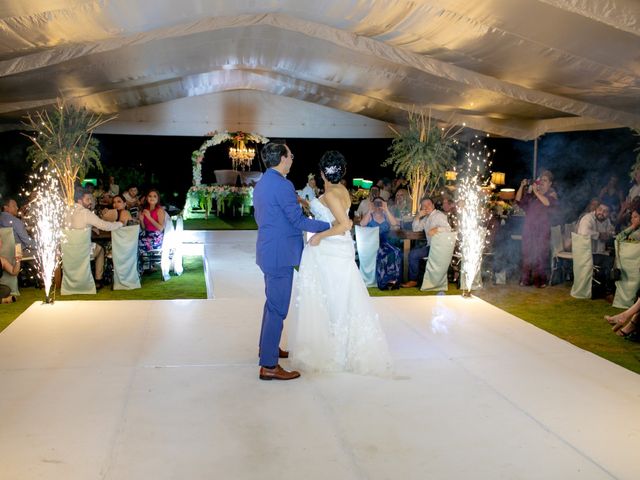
[612,241,640,309]
[111,225,141,290]
[355,226,379,287]
[172,215,184,276]
[61,228,96,295]
[421,231,456,291]
[214,169,239,185]
[160,213,175,281]
[0,227,19,295]
[570,232,592,299]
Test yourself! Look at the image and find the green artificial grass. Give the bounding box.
[368,282,640,374]
[0,256,206,333]
[183,216,257,230]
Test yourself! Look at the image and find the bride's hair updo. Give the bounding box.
[319,151,347,184]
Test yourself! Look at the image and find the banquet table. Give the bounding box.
[390,228,426,282]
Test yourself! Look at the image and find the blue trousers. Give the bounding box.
[408,245,430,281]
[259,266,294,367]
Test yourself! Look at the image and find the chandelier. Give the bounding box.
[229,137,255,171]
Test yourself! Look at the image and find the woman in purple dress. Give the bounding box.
[515,170,557,288]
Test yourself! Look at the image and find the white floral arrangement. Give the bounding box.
[190,130,269,186]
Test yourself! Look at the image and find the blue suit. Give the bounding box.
[254,168,330,367]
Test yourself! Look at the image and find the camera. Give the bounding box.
[373,199,383,207]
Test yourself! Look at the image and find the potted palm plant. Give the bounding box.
[23,99,115,207]
[383,111,460,214]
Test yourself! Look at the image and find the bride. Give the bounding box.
[288,151,392,376]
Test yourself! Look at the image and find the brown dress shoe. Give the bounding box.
[259,365,301,381]
[400,280,418,288]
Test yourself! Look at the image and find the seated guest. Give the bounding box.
[354,185,381,221]
[297,174,319,201]
[441,194,458,230]
[359,197,401,289]
[577,202,615,297]
[67,188,123,289]
[101,194,135,225]
[123,185,140,218]
[389,188,412,219]
[401,197,451,288]
[138,189,166,273]
[616,207,640,242]
[0,235,22,304]
[605,298,639,338]
[0,198,35,253]
[616,195,640,231]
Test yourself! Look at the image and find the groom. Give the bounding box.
[254,142,331,380]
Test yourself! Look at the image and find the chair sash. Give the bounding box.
[160,213,175,281]
[421,231,456,291]
[61,228,96,295]
[172,216,184,276]
[570,232,592,299]
[355,226,379,287]
[612,241,640,309]
[0,227,19,295]
[112,225,141,290]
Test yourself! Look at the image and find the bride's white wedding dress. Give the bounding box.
[289,198,392,376]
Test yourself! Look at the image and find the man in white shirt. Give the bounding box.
[297,174,318,201]
[401,197,451,288]
[68,189,123,288]
[576,202,615,297]
[577,203,614,255]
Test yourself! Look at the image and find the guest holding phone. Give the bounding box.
[360,196,402,290]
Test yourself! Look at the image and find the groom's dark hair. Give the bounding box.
[261,142,288,168]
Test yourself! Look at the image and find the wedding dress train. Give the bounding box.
[289,199,392,376]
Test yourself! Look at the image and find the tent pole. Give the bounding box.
[533,137,538,179]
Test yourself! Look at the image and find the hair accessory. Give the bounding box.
[324,165,339,175]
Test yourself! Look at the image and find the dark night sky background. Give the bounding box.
[0,127,636,222]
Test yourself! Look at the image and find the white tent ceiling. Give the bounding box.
[0,0,638,140]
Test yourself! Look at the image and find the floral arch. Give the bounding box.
[191,130,269,186]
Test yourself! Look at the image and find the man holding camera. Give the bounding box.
[401,197,451,288]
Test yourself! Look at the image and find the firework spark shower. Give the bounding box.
[458,138,493,295]
[27,169,67,303]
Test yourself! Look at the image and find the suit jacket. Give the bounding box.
[254,168,330,272]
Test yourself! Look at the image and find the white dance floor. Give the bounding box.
[1,231,639,480]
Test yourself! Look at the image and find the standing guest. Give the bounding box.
[253,142,331,381]
[599,175,624,216]
[298,174,319,201]
[138,189,165,273]
[515,170,557,288]
[626,166,640,203]
[67,188,123,289]
[0,198,35,252]
[360,197,402,289]
[401,197,451,288]
[108,175,120,197]
[377,178,392,201]
[0,235,22,304]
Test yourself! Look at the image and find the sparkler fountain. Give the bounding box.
[457,137,493,297]
[26,169,67,304]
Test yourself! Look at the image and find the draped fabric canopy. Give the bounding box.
[0,0,638,139]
